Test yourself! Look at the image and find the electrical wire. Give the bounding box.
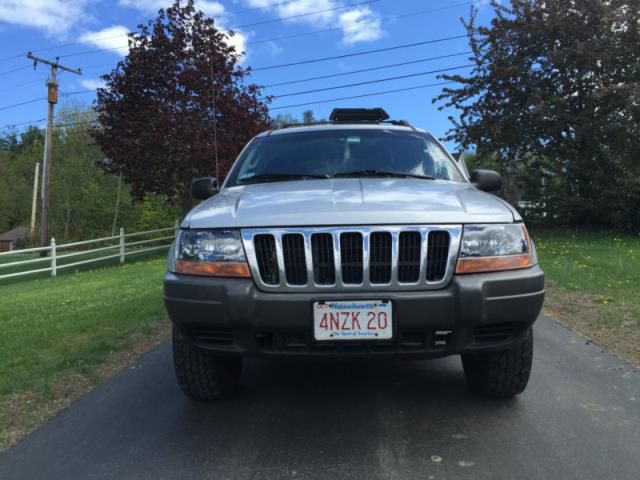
[249,1,474,47]
[0,65,31,76]
[0,0,354,61]
[0,96,46,112]
[269,80,454,110]
[234,0,380,29]
[252,35,468,71]
[263,51,471,87]
[8,1,474,63]
[261,64,472,99]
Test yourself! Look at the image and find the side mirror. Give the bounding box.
[190,177,218,200]
[470,169,502,192]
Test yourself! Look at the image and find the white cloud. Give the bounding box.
[242,0,384,44]
[0,0,89,36]
[118,0,225,16]
[117,1,246,58]
[338,7,382,45]
[225,30,249,57]
[80,78,106,90]
[78,25,131,56]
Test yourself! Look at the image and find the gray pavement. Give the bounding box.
[1,315,638,480]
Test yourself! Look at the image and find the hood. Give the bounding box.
[184,178,519,228]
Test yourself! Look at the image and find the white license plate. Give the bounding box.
[313,300,392,341]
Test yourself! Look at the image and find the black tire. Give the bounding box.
[461,327,533,398]
[172,327,242,401]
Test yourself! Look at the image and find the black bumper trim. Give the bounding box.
[164,265,544,358]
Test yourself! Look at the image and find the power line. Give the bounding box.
[0,1,473,66]
[12,1,473,64]
[0,57,470,118]
[54,0,382,59]
[0,96,46,112]
[2,81,457,129]
[234,0,380,29]
[0,0,340,62]
[248,1,474,46]
[57,33,468,75]
[270,80,454,110]
[73,65,470,102]
[262,64,472,100]
[56,64,471,102]
[263,51,471,87]
[0,65,31,76]
[0,117,47,129]
[252,35,468,71]
[60,89,98,97]
[0,77,47,93]
[219,0,343,19]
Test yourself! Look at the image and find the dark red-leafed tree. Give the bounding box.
[91,0,270,208]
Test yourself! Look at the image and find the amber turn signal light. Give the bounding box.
[175,260,251,278]
[455,254,532,274]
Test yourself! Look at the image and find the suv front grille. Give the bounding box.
[426,230,450,281]
[254,234,279,285]
[398,231,421,283]
[243,226,461,292]
[369,232,392,284]
[340,232,363,284]
[311,233,335,285]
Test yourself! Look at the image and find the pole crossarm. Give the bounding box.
[26,52,82,75]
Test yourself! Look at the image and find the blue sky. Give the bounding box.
[0,0,494,147]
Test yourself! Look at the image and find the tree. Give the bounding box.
[0,111,181,242]
[435,0,640,231]
[91,0,270,210]
[270,110,325,129]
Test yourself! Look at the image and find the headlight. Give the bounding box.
[173,229,251,278]
[455,224,535,274]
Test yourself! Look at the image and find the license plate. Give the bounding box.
[313,300,392,341]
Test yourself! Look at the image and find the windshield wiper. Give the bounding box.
[238,173,328,184]
[331,170,435,180]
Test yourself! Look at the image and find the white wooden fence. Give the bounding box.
[0,225,178,281]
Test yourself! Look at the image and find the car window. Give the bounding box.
[226,129,465,186]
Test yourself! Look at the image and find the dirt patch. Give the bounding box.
[544,284,640,367]
[0,322,170,451]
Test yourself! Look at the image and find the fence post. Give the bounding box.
[51,238,57,277]
[119,227,125,264]
[174,220,179,235]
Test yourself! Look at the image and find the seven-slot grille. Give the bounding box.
[243,226,461,292]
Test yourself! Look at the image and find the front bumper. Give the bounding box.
[164,265,544,358]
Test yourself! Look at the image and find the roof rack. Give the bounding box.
[330,107,389,123]
[274,108,415,130]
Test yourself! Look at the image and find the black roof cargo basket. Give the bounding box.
[276,108,414,130]
[330,108,390,123]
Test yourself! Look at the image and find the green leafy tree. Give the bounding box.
[0,110,181,243]
[435,0,640,231]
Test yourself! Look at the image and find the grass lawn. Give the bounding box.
[0,257,169,450]
[533,230,640,366]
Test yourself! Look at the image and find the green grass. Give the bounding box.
[533,230,640,326]
[0,257,168,448]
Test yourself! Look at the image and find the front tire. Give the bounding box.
[461,327,533,398]
[172,327,242,401]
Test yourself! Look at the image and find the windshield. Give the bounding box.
[225,129,465,186]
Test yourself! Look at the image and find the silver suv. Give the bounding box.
[164,108,544,399]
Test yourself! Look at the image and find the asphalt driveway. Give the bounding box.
[1,315,638,480]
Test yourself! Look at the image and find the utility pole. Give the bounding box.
[26,52,81,249]
[29,162,40,247]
